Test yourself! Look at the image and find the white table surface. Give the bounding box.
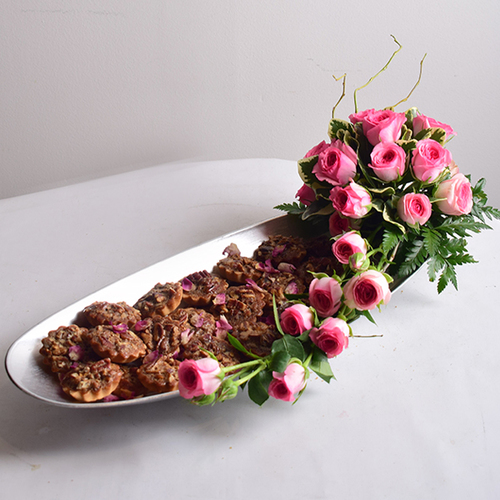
[1,159,499,500]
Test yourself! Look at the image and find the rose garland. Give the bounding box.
[177,39,500,407]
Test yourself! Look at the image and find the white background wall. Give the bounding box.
[2,0,499,206]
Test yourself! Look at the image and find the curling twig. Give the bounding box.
[353,35,402,113]
[390,53,427,110]
[332,73,347,118]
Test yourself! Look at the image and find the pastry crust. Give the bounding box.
[39,324,94,373]
[86,325,147,364]
[181,270,228,307]
[60,359,122,402]
[82,301,141,328]
[137,352,179,393]
[134,282,183,317]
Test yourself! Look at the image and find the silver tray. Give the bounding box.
[5,215,321,409]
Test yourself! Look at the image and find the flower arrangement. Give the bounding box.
[177,38,499,407]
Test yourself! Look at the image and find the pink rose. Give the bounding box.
[332,230,368,269]
[343,270,391,311]
[178,358,222,399]
[434,173,473,216]
[268,363,306,402]
[349,108,407,146]
[304,140,330,158]
[329,211,350,236]
[295,184,315,206]
[412,139,452,183]
[313,141,357,186]
[309,277,343,317]
[309,317,349,358]
[397,193,432,226]
[330,181,371,219]
[368,142,406,181]
[280,303,314,336]
[413,114,456,139]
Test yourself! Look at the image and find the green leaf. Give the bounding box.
[382,228,403,254]
[367,186,396,196]
[328,118,354,139]
[414,128,433,141]
[427,254,445,282]
[422,228,442,255]
[360,309,377,324]
[398,238,428,277]
[435,218,490,237]
[271,335,306,362]
[298,156,319,185]
[248,370,273,406]
[274,202,306,216]
[437,265,458,293]
[371,198,385,213]
[397,139,417,155]
[405,107,419,123]
[382,203,406,233]
[447,253,477,266]
[227,333,262,360]
[429,128,446,145]
[309,347,335,383]
[302,199,335,220]
[269,350,291,373]
[444,237,467,255]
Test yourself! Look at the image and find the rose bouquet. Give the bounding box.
[177,39,499,407]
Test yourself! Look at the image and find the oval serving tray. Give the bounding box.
[6,214,415,409]
[5,215,321,409]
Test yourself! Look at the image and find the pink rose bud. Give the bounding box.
[332,230,368,269]
[349,108,406,146]
[330,181,371,219]
[413,114,456,139]
[343,270,391,311]
[268,362,306,402]
[304,140,330,158]
[280,304,314,336]
[295,184,316,206]
[178,358,222,399]
[368,142,406,181]
[397,193,432,226]
[412,139,452,183]
[309,317,350,358]
[434,173,473,216]
[309,277,343,317]
[313,142,357,186]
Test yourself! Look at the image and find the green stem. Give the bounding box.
[222,358,265,376]
[303,351,313,369]
[235,363,267,387]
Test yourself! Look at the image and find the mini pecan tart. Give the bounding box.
[134,282,183,317]
[211,285,267,326]
[137,351,179,393]
[86,324,147,364]
[231,320,281,358]
[82,301,141,328]
[39,324,95,373]
[216,243,263,283]
[113,365,148,400]
[181,270,228,307]
[60,359,122,402]
[253,234,307,266]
